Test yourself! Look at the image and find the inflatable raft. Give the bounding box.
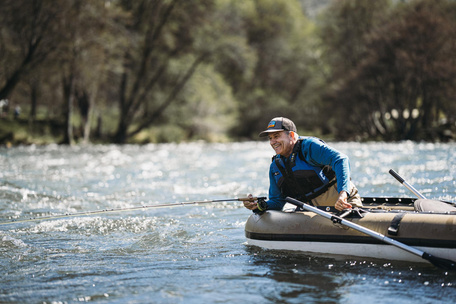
[245,197,456,264]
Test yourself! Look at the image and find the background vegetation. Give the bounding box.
[1,0,455,145]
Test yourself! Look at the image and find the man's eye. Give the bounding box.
[269,134,279,140]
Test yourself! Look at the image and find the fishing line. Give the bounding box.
[0,197,264,226]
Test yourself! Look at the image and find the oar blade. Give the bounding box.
[423,252,456,270]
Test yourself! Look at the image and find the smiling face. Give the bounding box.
[268,131,297,157]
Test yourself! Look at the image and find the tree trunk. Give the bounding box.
[82,84,98,145]
[28,80,39,132]
[113,69,130,144]
[62,74,75,145]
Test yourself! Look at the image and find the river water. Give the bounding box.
[0,141,455,303]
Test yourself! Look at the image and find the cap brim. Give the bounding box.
[258,129,285,137]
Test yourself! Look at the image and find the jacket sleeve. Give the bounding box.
[266,165,287,210]
[300,137,351,195]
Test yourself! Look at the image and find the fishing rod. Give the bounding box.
[0,196,265,226]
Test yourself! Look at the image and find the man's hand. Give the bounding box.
[243,194,258,210]
[335,191,352,211]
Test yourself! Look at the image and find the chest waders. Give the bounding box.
[272,139,337,205]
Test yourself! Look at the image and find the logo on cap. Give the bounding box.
[267,121,276,129]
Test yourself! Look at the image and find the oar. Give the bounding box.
[0,197,264,226]
[285,196,456,270]
[389,169,426,199]
[389,169,456,208]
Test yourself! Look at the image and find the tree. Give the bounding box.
[163,63,238,142]
[111,0,219,143]
[323,0,456,140]
[315,0,391,138]
[228,0,315,137]
[56,0,126,144]
[0,0,66,100]
[317,0,391,82]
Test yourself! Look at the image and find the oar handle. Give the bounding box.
[389,169,426,199]
[389,169,405,184]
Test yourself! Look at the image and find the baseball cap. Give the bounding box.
[259,117,297,137]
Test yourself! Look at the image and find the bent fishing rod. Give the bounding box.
[0,196,265,226]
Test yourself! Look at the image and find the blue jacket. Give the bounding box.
[266,137,351,210]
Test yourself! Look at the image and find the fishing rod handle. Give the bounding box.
[238,197,267,202]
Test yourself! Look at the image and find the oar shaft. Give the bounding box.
[389,169,426,199]
[285,197,425,258]
[286,197,456,269]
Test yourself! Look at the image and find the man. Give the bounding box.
[244,117,362,212]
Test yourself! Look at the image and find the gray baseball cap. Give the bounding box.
[259,117,297,137]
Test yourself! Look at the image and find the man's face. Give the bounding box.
[268,131,295,157]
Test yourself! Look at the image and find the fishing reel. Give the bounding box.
[253,197,268,214]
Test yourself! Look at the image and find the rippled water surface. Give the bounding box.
[1,142,455,303]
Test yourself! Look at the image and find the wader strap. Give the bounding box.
[274,158,288,179]
[295,139,336,182]
[387,213,406,236]
[275,158,304,200]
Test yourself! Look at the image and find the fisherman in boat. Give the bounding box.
[244,117,362,212]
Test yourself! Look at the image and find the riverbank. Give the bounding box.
[0,117,64,146]
[1,116,455,147]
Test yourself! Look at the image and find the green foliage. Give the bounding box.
[232,0,316,138]
[164,61,238,142]
[0,0,455,145]
[322,0,456,141]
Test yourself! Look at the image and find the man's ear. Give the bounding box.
[289,131,296,139]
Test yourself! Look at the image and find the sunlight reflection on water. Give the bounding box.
[0,141,455,303]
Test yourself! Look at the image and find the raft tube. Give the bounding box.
[245,202,456,263]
